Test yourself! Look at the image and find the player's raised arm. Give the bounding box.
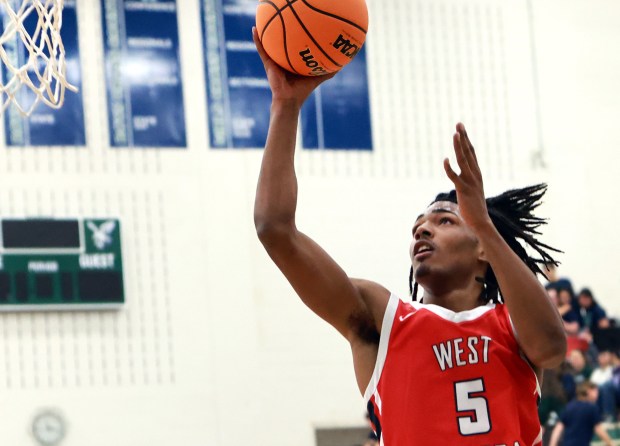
[251,28,389,341]
[443,123,566,369]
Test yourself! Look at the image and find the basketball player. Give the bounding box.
[252,28,567,445]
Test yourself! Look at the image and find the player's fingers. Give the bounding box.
[453,132,471,176]
[456,123,483,179]
[252,27,270,63]
[443,158,462,185]
[317,72,337,85]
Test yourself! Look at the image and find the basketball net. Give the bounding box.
[0,0,76,116]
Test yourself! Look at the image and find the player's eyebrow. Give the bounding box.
[430,208,458,217]
[414,208,458,223]
[413,208,459,231]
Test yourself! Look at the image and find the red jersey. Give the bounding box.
[364,294,542,446]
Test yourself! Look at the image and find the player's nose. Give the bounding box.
[413,223,433,240]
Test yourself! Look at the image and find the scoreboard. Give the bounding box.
[0,218,124,311]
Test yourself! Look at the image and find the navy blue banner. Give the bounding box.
[102,0,186,147]
[202,0,270,148]
[201,0,372,151]
[301,47,373,151]
[1,0,85,146]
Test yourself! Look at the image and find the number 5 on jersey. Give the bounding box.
[454,378,491,436]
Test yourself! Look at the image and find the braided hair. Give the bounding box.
[409,183,561,304]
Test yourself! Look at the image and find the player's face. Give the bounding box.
[409,201,485,286]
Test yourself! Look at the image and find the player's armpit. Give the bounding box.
[351,278,390,333]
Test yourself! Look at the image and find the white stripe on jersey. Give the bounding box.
[363,293,399,403]
[410,300,496,323]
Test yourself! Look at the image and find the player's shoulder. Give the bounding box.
[351,278,390,299]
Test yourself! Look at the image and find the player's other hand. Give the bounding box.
[443,123,493,231]
[253,27,335,106]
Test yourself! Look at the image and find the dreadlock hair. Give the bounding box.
[409,183,561,305]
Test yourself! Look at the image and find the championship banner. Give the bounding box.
[201,0,271,148]
[102,0,186,147]
[201,0,372,150]
[301,46,373,151]
[1,0,86,146]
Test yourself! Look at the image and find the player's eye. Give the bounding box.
[439,217,454,225]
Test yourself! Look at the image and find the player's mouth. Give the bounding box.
[413,241,435,260]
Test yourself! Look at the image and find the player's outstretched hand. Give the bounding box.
[253,26,335,106]
[443,123,493,231]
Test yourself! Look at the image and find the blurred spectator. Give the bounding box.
[548,285,580,335]
[544,263,574,296]
[591,350,614,386]
[546,285,558,304]
[591,350,617,421]
[549,381,614,446]
[612,350,620,379]
[539,366,568,441]
[561,349,592,402]
[611,351,620,416]
[364,413,379,446]
[577,288,610,348]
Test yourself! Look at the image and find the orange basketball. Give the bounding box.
[256,0,368,76]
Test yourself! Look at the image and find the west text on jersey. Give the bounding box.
[432,336,492,371]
